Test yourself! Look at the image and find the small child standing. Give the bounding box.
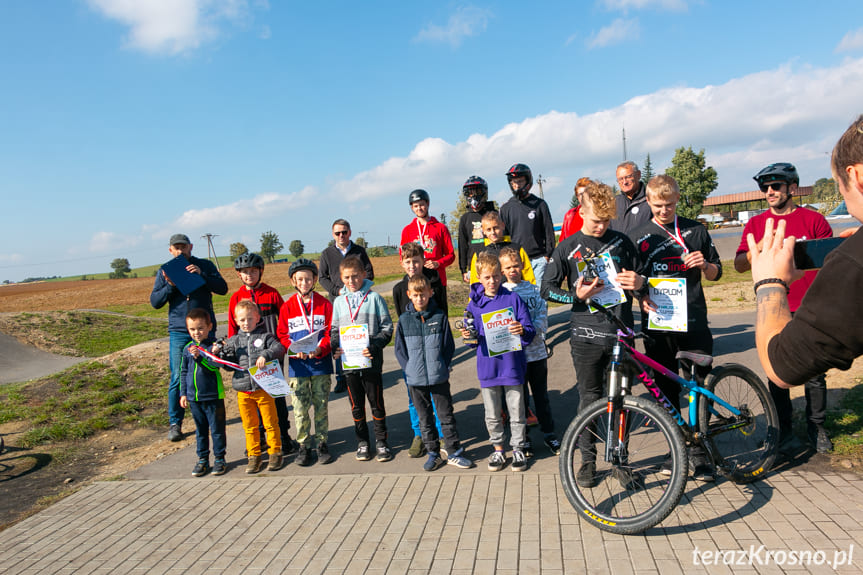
[331,256,394,462]
[499,247,560,456]
[393,242,445,458]
[468,211,536,285]
[216,300,286,474]
[460,251,535,472]
[395,276,473,471]
[228,253,296,456]
[180,308,227,477]
[277,259,334,466]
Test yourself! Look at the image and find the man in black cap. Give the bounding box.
[150,234,228,441]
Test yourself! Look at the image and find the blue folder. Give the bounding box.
[161,255,206,296]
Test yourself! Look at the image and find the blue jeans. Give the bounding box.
[406,380,443,437]
[530,256,548,287]
[189,399,227,460]
[168,331,193,425]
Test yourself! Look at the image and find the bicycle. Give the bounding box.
[559,299,779,534]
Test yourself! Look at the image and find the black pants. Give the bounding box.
[643,328,713,413]
[770,374,827,435]
[523,359,555,434]
[346,368,387,445]
[408,382,460,454]
[570,338,615,463]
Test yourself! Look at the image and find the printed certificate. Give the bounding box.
[340,324,372,370]
[481,307,522,357]
[578,253,627,311]
[289,328,324,355]
[249,360,291,398]
[647,277,688,332]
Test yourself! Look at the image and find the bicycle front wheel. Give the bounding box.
[698,364,779,483]
[559,396,688,535]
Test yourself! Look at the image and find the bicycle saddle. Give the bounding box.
[675,351,713,367]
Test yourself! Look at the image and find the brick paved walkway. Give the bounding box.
[1,468,861,574]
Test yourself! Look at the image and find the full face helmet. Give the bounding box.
[462,175,488,211]
[506,163,533,197]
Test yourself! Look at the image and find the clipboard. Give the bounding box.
[161,255,206,296]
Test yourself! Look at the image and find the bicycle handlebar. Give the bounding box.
[584,297,639,340]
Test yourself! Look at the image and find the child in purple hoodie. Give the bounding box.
[460,252,535,472]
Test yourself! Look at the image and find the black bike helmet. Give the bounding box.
[753,163,799,187]
[506,163,533,195]
[234,252,265,270]
[462,175,488,210]
[408,189,430,204]
[289,258,318,278]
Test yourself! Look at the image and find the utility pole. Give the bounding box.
[358,231,367,247]
[201,234,221,269]
[536,174,546,199]
[622,125,628,161]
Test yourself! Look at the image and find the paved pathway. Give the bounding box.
[1,307,861,573]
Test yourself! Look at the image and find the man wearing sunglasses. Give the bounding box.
[318,219,375,393]
[734,163,834,454]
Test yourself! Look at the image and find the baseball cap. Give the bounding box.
[169,234,191,245]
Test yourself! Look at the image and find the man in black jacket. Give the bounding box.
[610,161,652,235]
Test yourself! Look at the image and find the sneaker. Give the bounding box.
[245,455,263,474]
[192,459,209,477]
[544,436,561,455]
[333,377,347,393]
[613,466,644,490]
[376,443,393,462]
[659,453,673,476]
[512,450,527,472]
[808,425,833,454]
[296,445,313,467]
[522,441,534,459]
[777,432,805,458]
[356,442,372,461]
[488,450,506,472]
[423,452,445,471]
[212,458,227,476]
[447,449,474,469]
[267,453,284,471]
[168,423,183,442]
[576,462,597,488]
[317,443,333,465]
[282,435,298,455]
[408,435,427,458]
[689,453,715,482]
[526,409,539,427]
[439,440,448,459]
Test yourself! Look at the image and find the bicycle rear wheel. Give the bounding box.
[698,364,779,483]
[559,396,688,534]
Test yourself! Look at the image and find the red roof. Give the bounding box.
[702,186,812,207]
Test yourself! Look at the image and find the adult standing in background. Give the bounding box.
[610,161,652,235]
[501,163,556,286]
[150,233,228,442]
[559,177,592,242]
[318,218,375,393]
[400,189,455,303]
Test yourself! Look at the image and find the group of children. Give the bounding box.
[179,210,561,476]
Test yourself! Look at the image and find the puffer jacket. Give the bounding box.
[394,300,454,387]
[218,324,285,392]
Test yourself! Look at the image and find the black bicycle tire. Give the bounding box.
[559,396,688,534]
[698,363,779,484]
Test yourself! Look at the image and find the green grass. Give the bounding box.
[703,260,752,287]
[2,311,166,356]
[0,360,168,448]
[825,380,863,457]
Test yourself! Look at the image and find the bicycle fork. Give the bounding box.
[604,342,630,464]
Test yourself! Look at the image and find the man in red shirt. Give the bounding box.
[559,177,592,242]
[400,189,455,303]
[735,162,833,454]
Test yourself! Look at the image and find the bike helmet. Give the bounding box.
[506,163,533,195]
[408,189,430,204]
[753,163,799,187]
[289,258,318,278]
[234,252,265,270]
[462,176,488,210]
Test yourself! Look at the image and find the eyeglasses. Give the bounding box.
[334,230,349,236]
[759,182,785,192]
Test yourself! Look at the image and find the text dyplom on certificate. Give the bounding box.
[481,307,522,357]
[340,324,372,370]
[577,253,627,311]
[249,360,291,397]
[647,277,688,332]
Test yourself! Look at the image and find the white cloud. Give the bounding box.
[174,187,317,229]
[587,18,639,49]
[600,0,689,11]
[86,0,255,55]
[414,6,492,48]
[88,231,143,253]
[836,28,863,53]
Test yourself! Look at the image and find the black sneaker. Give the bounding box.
[356,442,371,461]
[487,450,506,472]
[376,443,393,462]
[317,443,333,465]
[689,454,716,482]
[168,424,183,442]
[544,436,561,455]
[808,424,833,453]
[212,458,227,476]
[296,445,313,467]
[613,466,644,490]
[512,450,527,472]
[522,441,534,459]
[576,462,596,488]
[282,436,298,455]
[333,377,347,393]
[192,459,209,477]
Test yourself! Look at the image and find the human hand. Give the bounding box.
[508,321,524,335]
[639,296,657,313]
[362,347,373,358]
[162,270,175,286]
[575,276,604,300]
[311,346,323,359]
[186,264,201,275]
[255,356,266,369]
[616,269,644,291]
[463,271,471,283]
[189,345,201,358]
[459,328,471,338]
[746,218,804,285]
[180,396,188,408]
[840,227,860,238]
[683,251,706,271]
[424,260,440,270]
[333,348,343,359]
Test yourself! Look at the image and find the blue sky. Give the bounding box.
[2,1,863,282]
